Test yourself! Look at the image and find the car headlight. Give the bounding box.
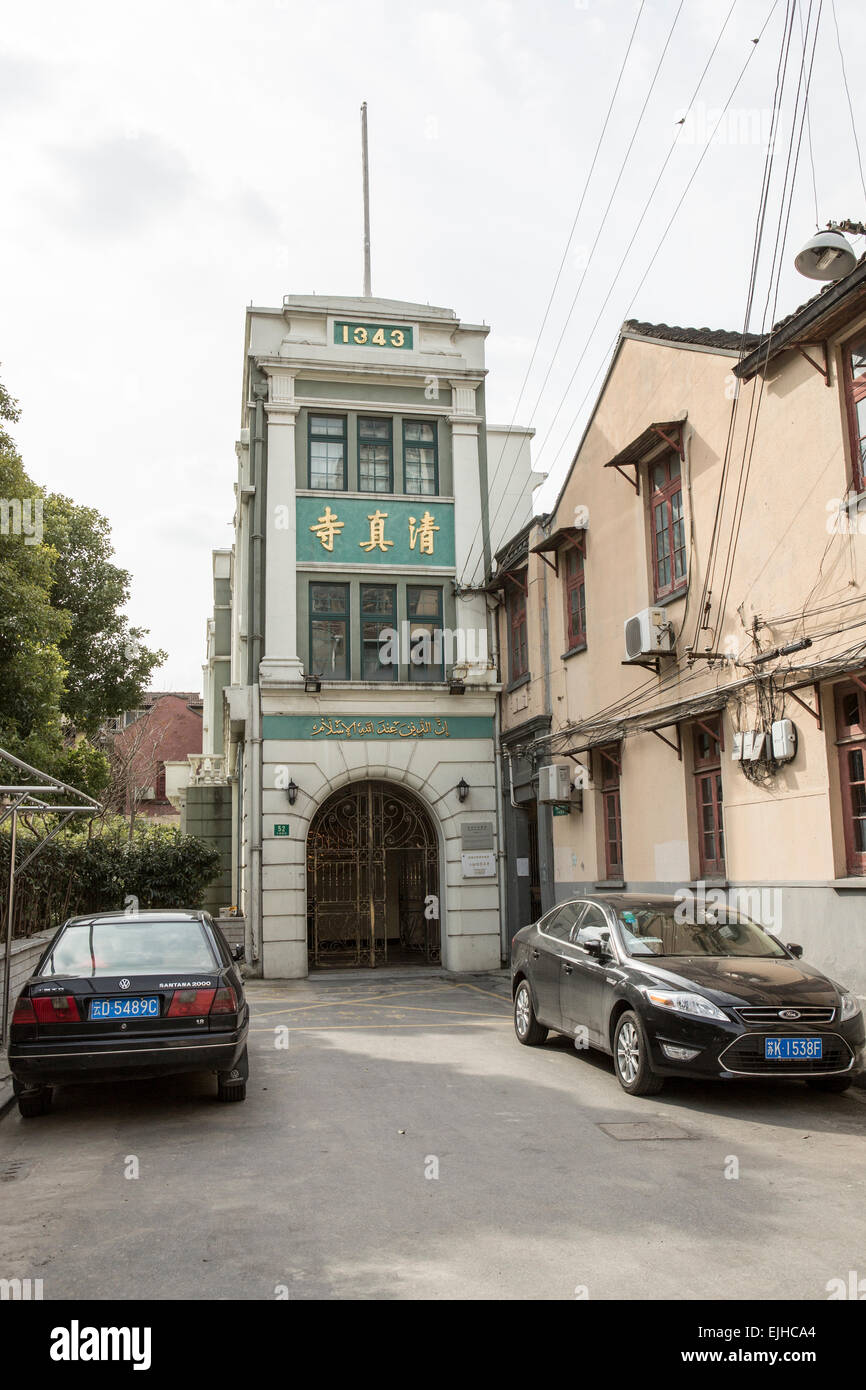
[642,988,729,1022]
[840,992,862,1022]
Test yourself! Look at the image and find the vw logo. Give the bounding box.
[779,1008,801,1020]
[119,978,130,990]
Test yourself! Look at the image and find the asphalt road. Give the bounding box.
[1,970,864,1300]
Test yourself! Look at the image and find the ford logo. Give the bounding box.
[119,978,130,990]
[779,1008,801,1019]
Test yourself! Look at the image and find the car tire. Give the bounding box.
[613,1010,664,1096]
[806,1075,853,1093]
[514,980,548,1046]
[17,1087,53,1118]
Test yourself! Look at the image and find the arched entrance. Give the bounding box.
[306,780,440,968]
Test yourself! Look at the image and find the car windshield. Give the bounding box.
[40,920,217,977]
[615,906,788,959]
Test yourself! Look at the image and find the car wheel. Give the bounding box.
[17,1086,53,1118]
[613,1011,664,1096]
[514,980,548,1046]
[806,1075,853,1093]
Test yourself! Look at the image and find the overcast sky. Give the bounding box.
[1,0,863,690]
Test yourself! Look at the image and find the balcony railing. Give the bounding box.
[188,754,227,785]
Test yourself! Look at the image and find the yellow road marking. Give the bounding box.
[249,1019,510,1032]
[248,985,457,1016]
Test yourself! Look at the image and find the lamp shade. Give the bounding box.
[794,229,857,281]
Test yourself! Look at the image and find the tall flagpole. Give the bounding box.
[361,101,372,297]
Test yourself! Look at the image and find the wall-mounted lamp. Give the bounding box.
[287,778,299,806]
[303,673,322,693]
[457,777,470,803]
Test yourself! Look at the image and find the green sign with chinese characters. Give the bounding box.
[334,321,413,350]
[296,496,455,567]
[552,804,571,816]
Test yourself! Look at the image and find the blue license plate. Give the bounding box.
[89,996,160,1020]
[764,1036,822,1060]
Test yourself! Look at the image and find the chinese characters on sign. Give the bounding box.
[310,716,451,740]
[310,508,440,557]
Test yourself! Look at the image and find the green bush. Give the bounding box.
[0,817,222,939]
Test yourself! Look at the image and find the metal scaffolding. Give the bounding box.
[1,746,102,1044]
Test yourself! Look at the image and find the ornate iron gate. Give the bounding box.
[307,781,440,967]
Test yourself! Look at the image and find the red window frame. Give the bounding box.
[842,335,866,493]
[564,541,586,650]
[693,717,725,878]
[507,573,528,683]
[649,454,687,600]
[599,745,623,880]
[835,681,866,875]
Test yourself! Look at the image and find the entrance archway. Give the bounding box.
[306,780,440,968]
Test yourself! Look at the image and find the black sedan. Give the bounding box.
[511,893,865,1096]
[9,909,249,1117]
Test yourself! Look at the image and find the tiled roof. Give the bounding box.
[622,319,760,352]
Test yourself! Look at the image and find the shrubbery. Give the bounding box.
[0,817,222,939]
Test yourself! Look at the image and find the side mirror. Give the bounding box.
[786,942,804,959]
[583,936,611,960]
[231,943,245,962]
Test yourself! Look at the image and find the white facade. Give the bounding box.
[214,293,537,978]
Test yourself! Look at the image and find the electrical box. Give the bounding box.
[771,719,797,762]
[538,764,572,803]
[731,732,744,761]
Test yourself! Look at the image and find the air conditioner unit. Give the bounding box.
[624,607,675,662]
[538,764,572,803]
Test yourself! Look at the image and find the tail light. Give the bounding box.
[32,995,81,1023]
[12,995,37,1026]
[210,985,238,1014]
[167,988,216,1017]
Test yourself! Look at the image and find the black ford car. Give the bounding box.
[512,893,865,1096]
[9,910,249,1117]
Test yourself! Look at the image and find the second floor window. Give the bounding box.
[564,543,586,649]
[843,337,866,491]
[309,415,346,490]
[507,578,528,682]
[408,586,443,680]
[310,583,349,679]
[599,745,623,880]
[361,584,397,681]
[404,420,438,494]
[835,681,866,874]
[358,417,393,492]
[650,455,686,599]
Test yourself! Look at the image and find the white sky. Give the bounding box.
[1,0,863,689]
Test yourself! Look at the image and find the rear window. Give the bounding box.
[40,920,218,978]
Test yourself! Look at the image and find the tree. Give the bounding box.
[42,494,166,735]
[0,369,67,766]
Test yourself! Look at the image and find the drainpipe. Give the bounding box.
[489,593,508,964]
[248,383,266,969]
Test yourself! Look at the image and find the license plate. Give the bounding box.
[764,1036,822,1060]
[89,996,160,1020]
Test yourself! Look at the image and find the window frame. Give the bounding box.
[693,717,725,878]
[649,454,687,600]
[506,573,529,683]
[563,540,587,651]
[599,745,623,880]
[309,581,350,681]
[358,415,394,494]
[835,681,866,874]
[360,582,398,682]
[842,334,866,494]
[402,418,439,496]
[308,413,348,491]
[407,584,444,682]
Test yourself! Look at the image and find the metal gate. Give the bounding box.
[307,781,440,967]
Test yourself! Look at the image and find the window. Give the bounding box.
[564,543,586,649]
[155,764,166,800]
[599,745,623,879]
[310,583,349,679]
[407,586,444,681]
[650,454,686,598]
[403,420,438,494]
[693,717,725,877]
[309,415,347,490]
[358,417,393,493]
[540,905,582,942]
[507,576,528,682]
[843,337,866,492]
[361,584,397,682]
[835,681,866,874]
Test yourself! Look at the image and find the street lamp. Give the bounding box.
[457,777,470,803]
[286,778,299,806]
